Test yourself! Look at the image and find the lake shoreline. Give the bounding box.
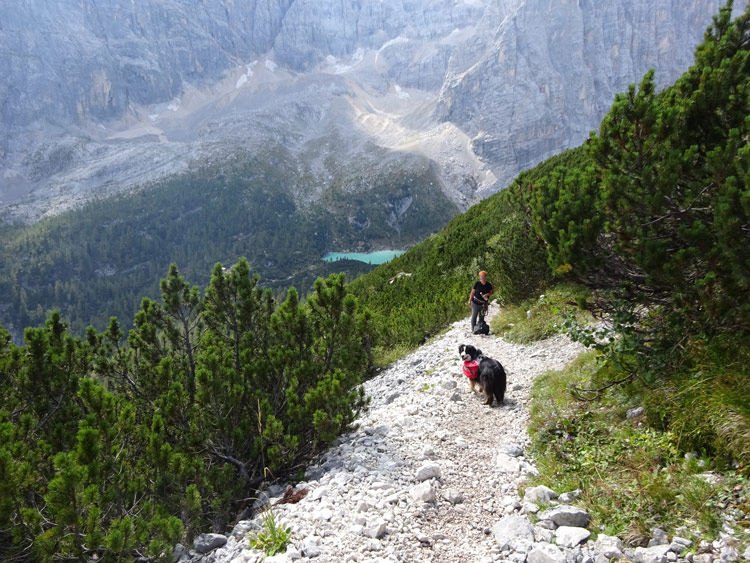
[322,250,405,265]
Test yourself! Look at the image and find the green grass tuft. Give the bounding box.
[528,350,749,548]
[248,506,292,556]
[491,283,592,344]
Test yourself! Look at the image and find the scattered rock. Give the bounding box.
[385,392,401,404]
[627,406,645,418]
[537,519,557,530]
[500,443,525,457]
[455,437,470,449]
[364,521,387,539]
[409,481,436,503]
[558,489,582,504]
[415,462,441,481]
[634,544,671,563]
[696,472,720,485]
[670,537,693,553]
[524,485,559,504]
[493,515,536,551]
[555,526,590,548]
[538,506,591,528]
[173,543,189,562]
[180,318,707,563]
[522,502,540,514]
[649,527,669,547]
[594,534,624,560]
[722,546,740,562]
[230,520,260,539]
[193,533,228,554]
[496,452,521,473]
[444,489,465,504]
[535,526,556,544]
[301,538,321,558]
[528,542,567,563]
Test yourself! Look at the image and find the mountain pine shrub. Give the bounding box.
[0,262,371,560]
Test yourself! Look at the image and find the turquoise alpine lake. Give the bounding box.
[322,250,405,264]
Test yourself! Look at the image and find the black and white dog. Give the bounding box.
[458,344,506,406]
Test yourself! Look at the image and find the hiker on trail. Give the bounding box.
[468,270,493,333]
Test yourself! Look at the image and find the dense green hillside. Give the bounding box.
[0,266,373,561]
[348,147,587,351]
[0,147,456,339]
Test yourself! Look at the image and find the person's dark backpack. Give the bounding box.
[473,300,490,335]
[474,318,490,335]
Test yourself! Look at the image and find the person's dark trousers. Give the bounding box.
[471,301,484,332]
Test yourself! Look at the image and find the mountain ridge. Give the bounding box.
[0,0,737,222]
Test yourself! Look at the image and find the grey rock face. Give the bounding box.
[0,0,736,222]
[0,1,292,127]
[434,0,737,193]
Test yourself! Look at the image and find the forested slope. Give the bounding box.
[0,150,455,339]
[1,265,374,560]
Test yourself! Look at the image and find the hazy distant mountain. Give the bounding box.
[0,0,737,222]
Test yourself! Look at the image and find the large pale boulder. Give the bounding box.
[538,506,591,528]
[527,542,566,563]
[493,515,535,551]
[555,526,590,548]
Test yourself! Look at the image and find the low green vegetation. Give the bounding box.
[516,1,750,470]
[528,350,749,546]
[248,506,292,556]
[516,6,749,546]
[490,283,591,344]
[0,263,371,561]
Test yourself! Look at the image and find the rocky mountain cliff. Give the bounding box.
[0,0,739,221]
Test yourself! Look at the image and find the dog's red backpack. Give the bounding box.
[463,360,479,379]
